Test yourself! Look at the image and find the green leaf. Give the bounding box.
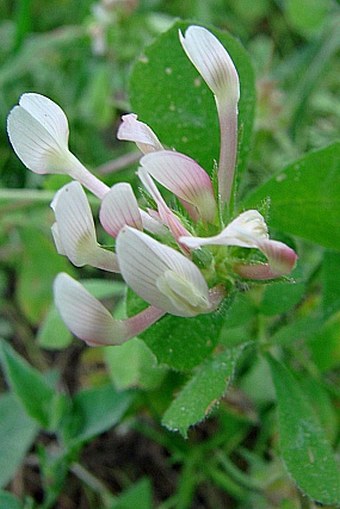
[285,0,332,36]
[130,20,255,184]
[105,338,166,390]
[127,290,234,371]
[163,345,247,437]
[297,373,338,443]
[271,316,322,346]
[243,142,340,249]
[17,226,75,325]
[322,250,340,318]
[63,384,134,445]
[260,281,305,316]
[0,491,23,509]
[37,306,72,349]
[0,393,38,488]
[309,312,340,372]
[0,339,63,429]
[267,355,340,505]
[110,478,152,509]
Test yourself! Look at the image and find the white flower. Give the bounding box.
[7,93,109,198]
[116,226,217,317]
[180,210,298,279]
[51,181,119,272]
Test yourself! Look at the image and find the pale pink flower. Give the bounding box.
[54,273,165,346]
[180,210,298,280]
[116,226,220,317]
[179,26,240,205]
[139,151,217,223]
[51,181,119,272]
[117,113,163,153]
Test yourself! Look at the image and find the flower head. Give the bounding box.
[8,25,298,348]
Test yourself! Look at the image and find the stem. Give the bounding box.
[71,463,114,506]
[96,151,140,174]
[68,153,109,199]
[0,189,99,208]
[216,99,238,210]
[216,451,263,493]
[126,306,166,338]
[176,450,200,509]
[0,189,55,204]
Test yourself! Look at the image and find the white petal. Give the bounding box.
[116,226,211,317]
[7,94,110,199]
[140,151,217,223]
[179,26,240,102]
[54,273,165,346]
[54,273,123,346]
[51,182,119,272]
[7,105,71,174]
[180,210,268,249]
[179,26,240,205]
[99,183,142,238]
[117,113,163,154]
[51,222,66,255]
[19,93,69,147]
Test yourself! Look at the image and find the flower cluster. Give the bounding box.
[7,26,297,347]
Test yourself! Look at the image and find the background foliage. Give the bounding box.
[0,1,339,508]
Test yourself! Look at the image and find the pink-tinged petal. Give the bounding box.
[140,151,217,223]
[179,26,240,205]
[125,305,166,338]
[117,113,163,154]
[116,226,213,317]
[208,284,226,310]
[54,273,165,346]
[51,182,119,272]
[254,239,298,277]
[99,183,142,238]
[140,209,168,235]
[233,241,298,280]
[179,26,239,102]
[138,167,191,249]
[180,210,268,249]
[217,100,238,205]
